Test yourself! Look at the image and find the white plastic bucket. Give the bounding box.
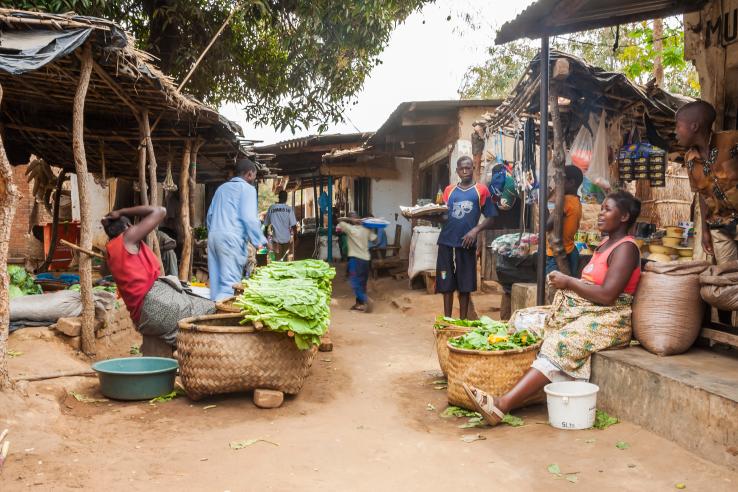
[544,381,599,430]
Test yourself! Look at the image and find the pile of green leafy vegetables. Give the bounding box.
[68,284,117,294]
[234,259,336,350]
[8,265,42,299]
[446,315,539,351]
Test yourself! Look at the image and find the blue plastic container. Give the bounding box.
[91,357,178,401]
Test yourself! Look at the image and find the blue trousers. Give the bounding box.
[545,248,580,276]
[348,257,369,304]
[208,231,248,301]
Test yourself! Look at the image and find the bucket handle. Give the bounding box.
[562,396,569,405]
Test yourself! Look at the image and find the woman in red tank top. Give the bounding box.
[102,206,214,349]
[463,191,642,426]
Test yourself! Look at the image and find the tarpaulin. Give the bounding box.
[0,28,92,75]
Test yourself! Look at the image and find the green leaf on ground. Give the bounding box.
[229,438,279,450]
[501,414,524,427]
[69,391,107,403]
[548,464,561,475]
[593,410,619,430]
[616,441,630,450]
[675,483,686,489]
[7,350,22,358]
[426,403,436,411]
[441,406,478,418]
[459,416,487,429]
[129,345,141,356]
[149,388,185,404]
[565,474,579,483]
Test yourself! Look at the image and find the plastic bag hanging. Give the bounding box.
[587,110,611,191]
[570,116,594,172]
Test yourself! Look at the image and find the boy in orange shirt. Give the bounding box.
[546,165,584,275]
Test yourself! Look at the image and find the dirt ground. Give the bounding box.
[1,277,737,491]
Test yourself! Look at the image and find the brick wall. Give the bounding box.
[9,164,32,261]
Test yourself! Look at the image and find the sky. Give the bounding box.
[219,0,536,146]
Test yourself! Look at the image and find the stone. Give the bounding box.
[592,346,738,471]
[253,389,284,409]
[140,335,174,358]
[511,283,537,314]
[56,317,82,337]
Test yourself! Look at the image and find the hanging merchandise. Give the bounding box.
[570,116,594,172]
[496,130,504,164]
[522,117,538,204]
[489,163,518,211]
[587,110,611,191]
[163,159,178,192]
[617,142,666,187]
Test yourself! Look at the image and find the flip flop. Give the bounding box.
[462,383,504,426]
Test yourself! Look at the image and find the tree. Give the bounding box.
[6,0,432,133]
[460,18,699,99]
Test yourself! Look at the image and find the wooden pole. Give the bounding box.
[72,43,96,356]
[142,110,162,263]
[60,239,104,260]
[37,171,67,273]
[189,140,204,227]
[179,140,193,281]
[0,83,21,388]
[536,36,550,306]
[653,18,664,87]
[549,82,570,275]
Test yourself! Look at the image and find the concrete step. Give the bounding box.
[592,346,738,471]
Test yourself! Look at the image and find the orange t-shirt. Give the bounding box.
[546,194,583,256]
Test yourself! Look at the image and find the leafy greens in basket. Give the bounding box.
[448,319,539,351]
[234,260,335,350]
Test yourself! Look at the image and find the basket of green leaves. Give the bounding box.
[446,319,542,410]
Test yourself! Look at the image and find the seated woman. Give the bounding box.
[101,205,216,347]
[464,191,641,425]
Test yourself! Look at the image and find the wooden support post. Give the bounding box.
[0,83,21,388]
[37,171,67,273]
[549,82,570,275]
[137,129,149,206]
[142,110,162,263]
[179,140,193,281]
[189,140,204,229]
[72,43,96,356]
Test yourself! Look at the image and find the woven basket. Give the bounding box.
[433,324,472,376]
[215,296,241,314]
[176,313,316,400]
[446,340,542,410]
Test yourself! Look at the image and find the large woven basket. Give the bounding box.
[446,340,542,410]
[215,296,241,314]
[433,324,472,376]
[176,313,316,400]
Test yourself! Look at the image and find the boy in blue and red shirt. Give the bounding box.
[436,156,498,319]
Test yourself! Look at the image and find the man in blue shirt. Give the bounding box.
[436,156,497,319]
[207,158,267,301]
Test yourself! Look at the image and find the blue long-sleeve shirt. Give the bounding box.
[207,177,266,247]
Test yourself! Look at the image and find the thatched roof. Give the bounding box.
[0,8,250,182]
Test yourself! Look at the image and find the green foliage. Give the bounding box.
[258,182,278,213]
[6,0,431,133]
[7,265,42,298]
[460,18,699,99]
[445,316,539,352]
[234,259,336,349]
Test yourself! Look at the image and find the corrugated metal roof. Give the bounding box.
[495,0,707,44]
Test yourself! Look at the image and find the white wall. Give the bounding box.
[370,157,413,258]
[71,174,112,249]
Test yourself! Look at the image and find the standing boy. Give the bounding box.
[265,190,298,261]
[545,165,584,275]
[337,213,377,312]
[436,156,497,319]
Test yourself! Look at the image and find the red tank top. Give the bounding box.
[581,236,641,295]
[106,235,161,322]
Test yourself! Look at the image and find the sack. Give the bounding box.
[699,260,738,311]
[587,110,611,191]
[632,260,710,356]
[408,226,440,279]
[570,120,593,172]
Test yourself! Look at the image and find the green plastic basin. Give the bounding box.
[91,357,178,401]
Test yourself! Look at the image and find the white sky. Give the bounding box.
[219,0,536,145]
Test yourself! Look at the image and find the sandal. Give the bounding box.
[354,303,368,312]
[462,383,505,426]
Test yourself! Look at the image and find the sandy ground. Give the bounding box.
[1,277,737,491]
